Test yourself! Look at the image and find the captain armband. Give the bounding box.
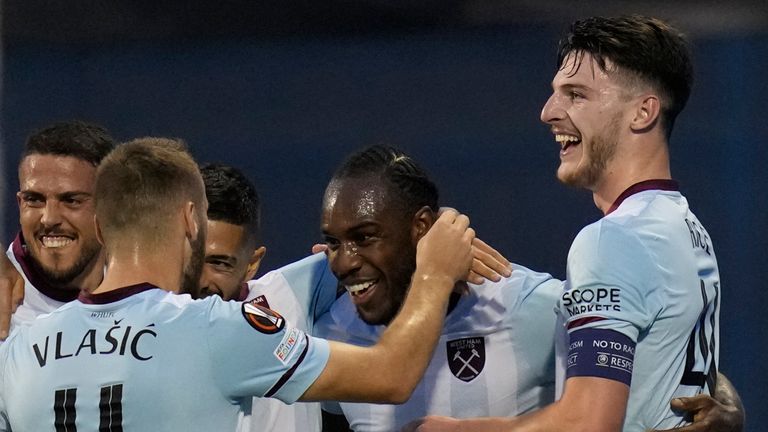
[566,328,636,386]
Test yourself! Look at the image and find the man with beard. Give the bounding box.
[406,15,743,432]
[3,121,114,338]
[196,163,331,432]
[0,138,477,431]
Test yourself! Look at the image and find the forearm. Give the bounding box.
[301,271,455,403]
[422,377,627,432]
[373,271,454,400]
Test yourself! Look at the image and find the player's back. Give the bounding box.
[0,284,327,432]
[622,191,720,429]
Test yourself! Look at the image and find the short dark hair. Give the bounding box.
[200,163,261,242]
[557,15,693,135]
[23,120,116,166]
[331,145,439,217]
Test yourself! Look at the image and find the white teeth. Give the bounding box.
[555,134,580,144]
[41,236,73,248]
[345,281,376,295]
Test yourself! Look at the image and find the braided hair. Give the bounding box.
[331,145,439,217]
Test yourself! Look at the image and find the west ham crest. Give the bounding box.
[447,337,485,382]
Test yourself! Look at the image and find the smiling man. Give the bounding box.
[316,145,563,431]
[197,163,266,302]
[7,121,115,333]
[406,15,737,432]
[0,138,477,431]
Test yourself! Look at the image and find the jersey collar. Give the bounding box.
[606,179,679,215]
[78,283,159,304]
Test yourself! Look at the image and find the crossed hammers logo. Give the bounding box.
[453,348,480,377]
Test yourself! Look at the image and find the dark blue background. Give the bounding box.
[3,24,766,429]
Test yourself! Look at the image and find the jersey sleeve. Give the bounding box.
[205,297,330,404]
[250,253,338,326]
[560,222,663,385]
[561,222,662,339]
[511,273,561,367]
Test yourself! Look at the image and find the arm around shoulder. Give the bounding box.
[300,210,475,403]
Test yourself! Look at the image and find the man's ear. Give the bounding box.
[411,206,436,244]
[182,201,199,241]
[630,94,661,133]
[245,246,266,280]
[94,215,105,247]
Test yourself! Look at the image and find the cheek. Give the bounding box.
[69,211,97,236]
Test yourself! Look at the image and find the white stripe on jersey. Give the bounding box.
[235,253,337,432]
[316,265,562,432]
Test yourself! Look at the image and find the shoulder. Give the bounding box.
[570,218,656,276]
[273,253,331,283]
[479,264,562,309]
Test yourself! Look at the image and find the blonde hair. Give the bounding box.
[94,137,204,249]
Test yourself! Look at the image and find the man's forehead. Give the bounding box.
[325,178,389,217]
[19,154,97,192]
[552,53,629,99]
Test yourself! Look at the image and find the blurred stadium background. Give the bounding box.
[2,1,766,429]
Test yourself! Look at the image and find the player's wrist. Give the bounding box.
[410,271,456,293]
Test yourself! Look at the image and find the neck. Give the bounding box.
[65,252,106,293]
[93,241,184,295]
[592,137,671,214]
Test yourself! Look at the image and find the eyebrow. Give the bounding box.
[558,83,592,92]
[204,254,237,264]
[322,221,381,239]
[19,190,93,199]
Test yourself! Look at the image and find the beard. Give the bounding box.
[559,114,620,189]
[181,231,206,296]
[28,239,101,287]
[358,247,417,327]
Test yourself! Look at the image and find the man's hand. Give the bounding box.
[653,395,744,432]
[401,415,461,432]
[0,253,24,339]
[415,210,475,285]
[466,238,512,284]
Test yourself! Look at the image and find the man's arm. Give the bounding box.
[300,210,474,403]
[653,372,745,432]
[402,376,628,432]
[0,250,24,340]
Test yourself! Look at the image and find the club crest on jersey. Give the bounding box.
[447,337,485,382]
[242,300,284,334]
[251,294,271,309]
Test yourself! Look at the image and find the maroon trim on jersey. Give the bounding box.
[235,283,250,302]
[567,316,606,330]
[264,335,310,398]
[607,179,679,215]
[78,283,158,304]
[10,233,80,302]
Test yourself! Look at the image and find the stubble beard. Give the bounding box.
[181,232,206,295]
[558,115,620,189]
[28,239,101,288]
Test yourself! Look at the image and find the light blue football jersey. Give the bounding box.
[0,283,330,432]
[237,253,338,432]
[316,264,562,432]
[558,181,720,431]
